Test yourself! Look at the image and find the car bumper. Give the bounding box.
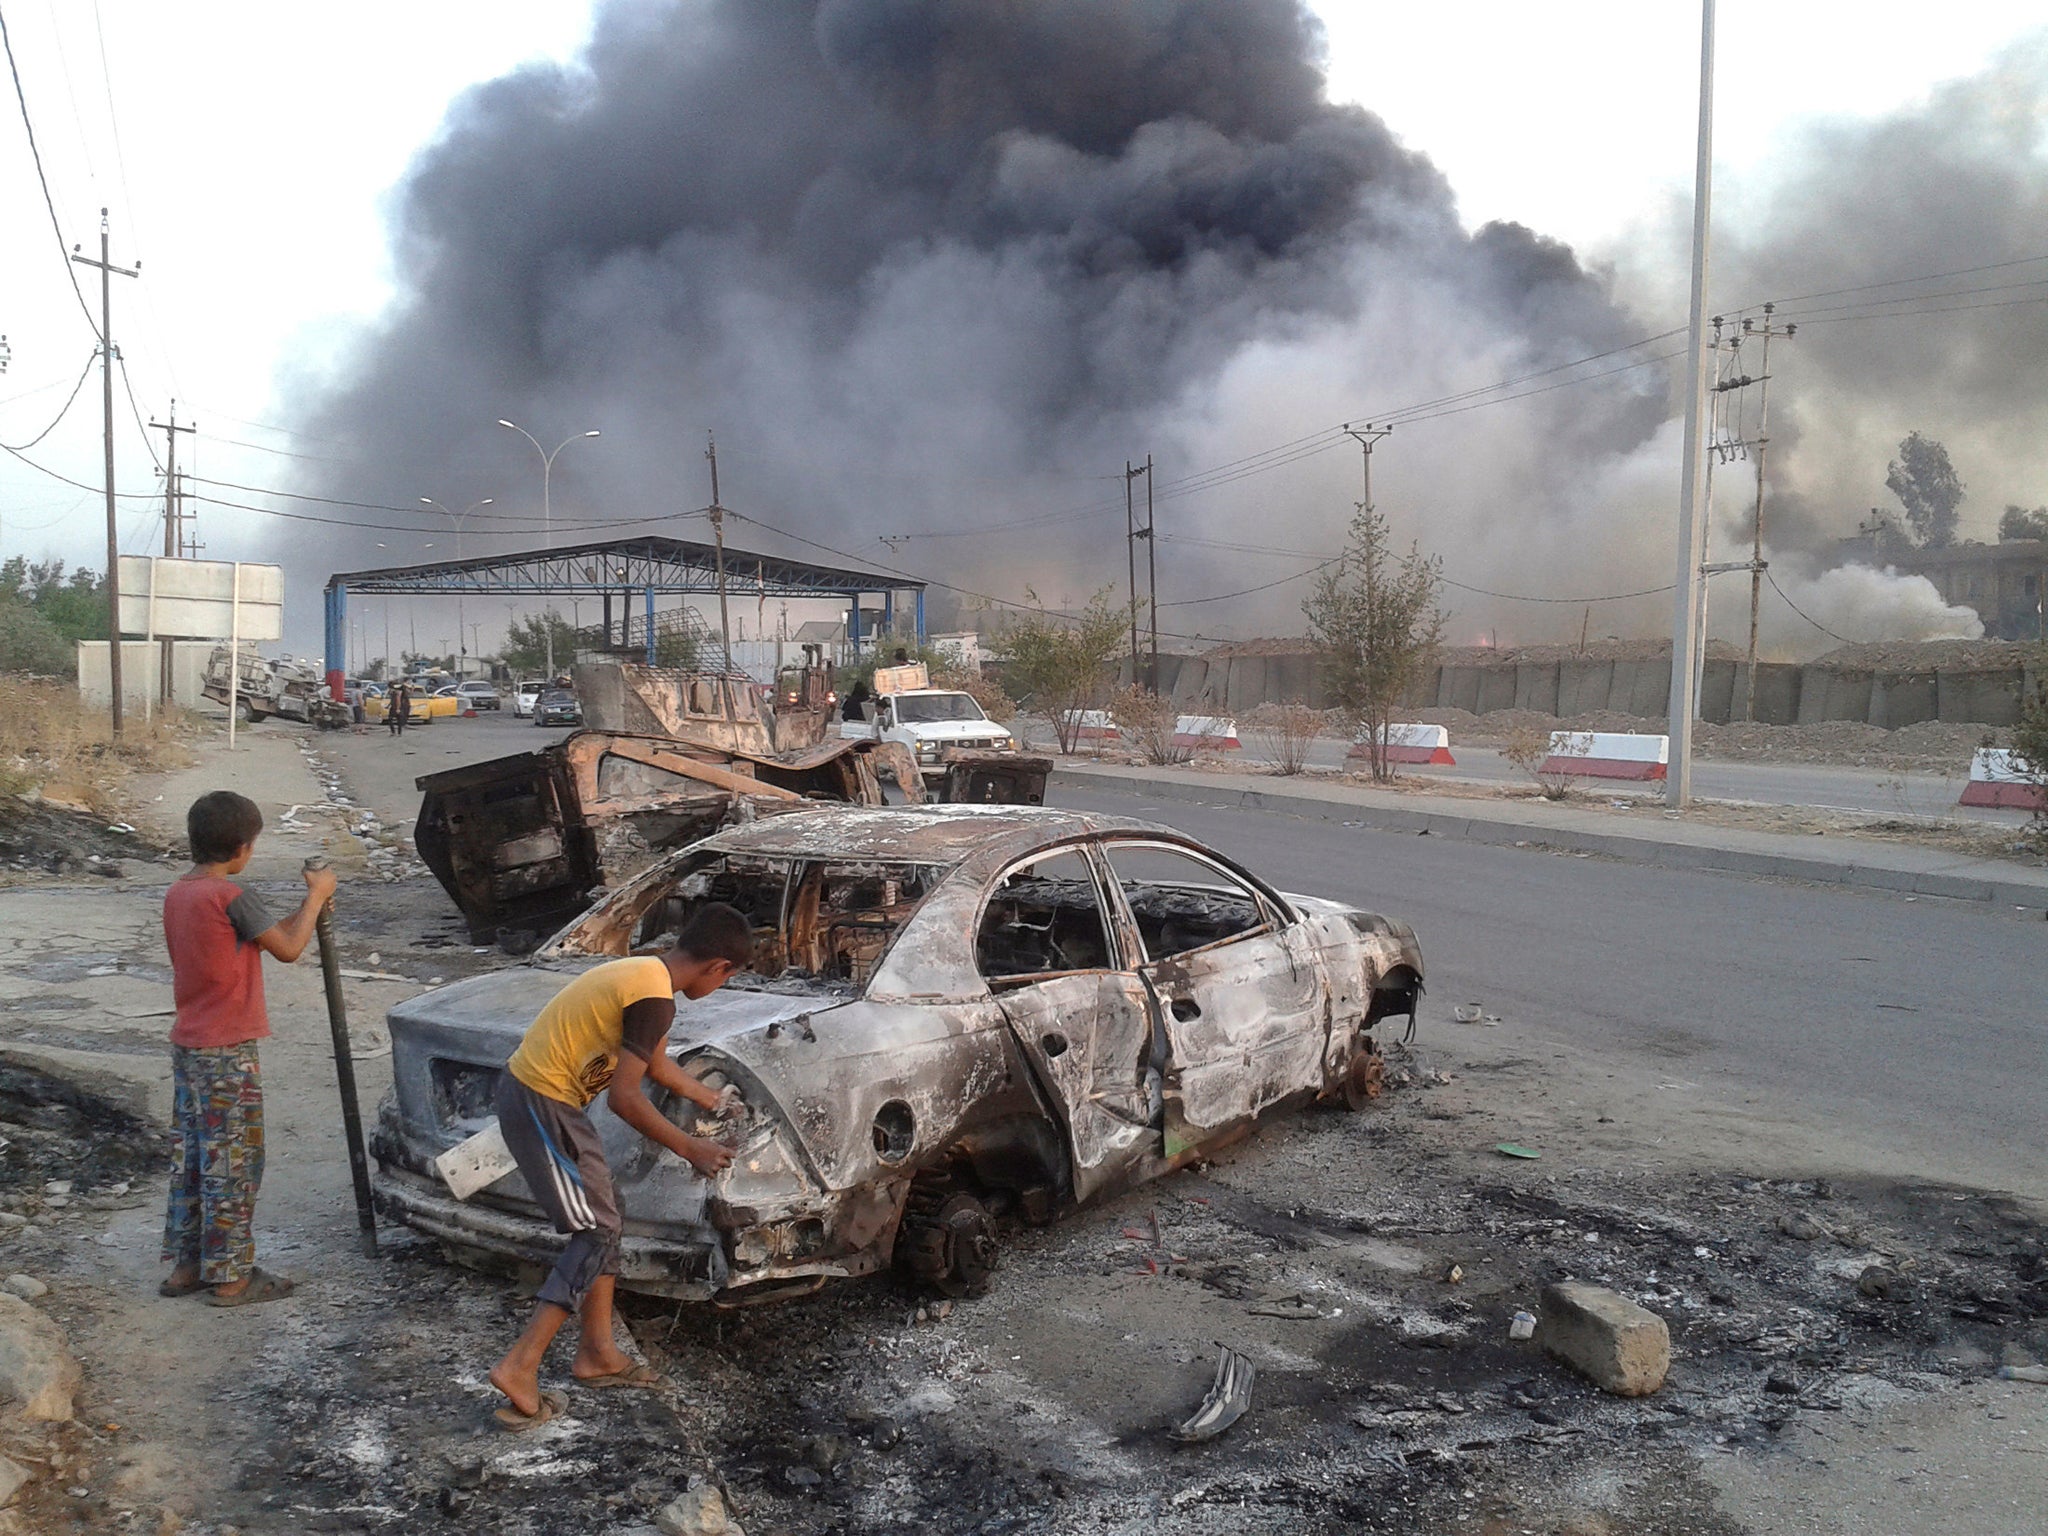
[371,1161,728,1299]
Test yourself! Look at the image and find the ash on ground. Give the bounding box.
[0,1059,164,1201]
[0,798,170,879]
[229,1057,2046,1536]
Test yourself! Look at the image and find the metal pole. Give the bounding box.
[304,856,379,1259]
[1145,454,1159,692]
[99,222,120,735]
[707,433,734,675]
[1743,312,1777,722]
[1125,461,1140,678]
[1665,0,1717,809]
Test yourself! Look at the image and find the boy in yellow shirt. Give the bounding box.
[488,904,752,1429]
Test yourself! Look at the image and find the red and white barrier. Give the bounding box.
[1539,731,1668,782]
[1062,709,1120,742]
[1173,715,1241,750]
[1348,723,1455,766]
[1958,748,2047,810]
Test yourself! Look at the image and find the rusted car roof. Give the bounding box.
[694,804,1154,864]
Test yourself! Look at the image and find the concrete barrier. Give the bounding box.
[1349,723,1455,765]
[1064,709,1119,742]
[1958,748,2047,810]
[1540,731,1668,781]
[1174,715,1241,750]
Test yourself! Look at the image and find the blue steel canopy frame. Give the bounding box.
[321,534,925,695]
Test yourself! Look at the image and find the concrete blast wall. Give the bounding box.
[1144,646,2033,728]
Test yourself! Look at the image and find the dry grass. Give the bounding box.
[1111,685,1193,765]
[0,676,202,818]
[1245,702,1325,775]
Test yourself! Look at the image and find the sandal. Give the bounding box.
[575,1361,670,1391]
[158,1275,208,1298]
[205,1267,296,1308]
[493,1388,568,1433]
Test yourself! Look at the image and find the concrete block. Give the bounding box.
[1813,669,1872,725]
[1442,666,1484,715]
[1937,667,2022,727]
[0,1292,79,1421]
[1513,662,1560,715]
[1610,660,1670,719]
[1698,659,1736,724]
[1539,1281,1670,1396]
[1750,663,1801,725]
[1268,652,1316,704]
[1475,664,1518,715]
[1557,660,1614,717]
[1169,658,1209,708]
[1872,671,1938,728]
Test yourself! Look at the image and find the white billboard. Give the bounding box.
[115,557,284,641]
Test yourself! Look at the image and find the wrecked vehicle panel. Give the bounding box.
[413,729,919,944]
[372,805,1425,1302]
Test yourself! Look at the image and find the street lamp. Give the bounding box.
[497,421,600,674]
[421,497,494,674]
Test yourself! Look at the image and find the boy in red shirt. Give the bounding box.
[159,790,336,1305]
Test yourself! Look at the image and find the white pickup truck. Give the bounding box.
[838,688,1016,785]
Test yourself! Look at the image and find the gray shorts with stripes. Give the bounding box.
[495,1070,622,1310]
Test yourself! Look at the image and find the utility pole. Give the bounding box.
[151,403,195,706]
[72,210,138,735]
[1739,305,1793,721]
[1124,460,1147,679]
[1142,453,1158,692]
[706,433,734,683]
[1665,0,1716,809]
[1342,422,1393,517]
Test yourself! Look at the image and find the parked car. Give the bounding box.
[533,688,583,727]
[370,806,1424,1303]
[455,680,502,712]
[510,681,544,718]
[419,686,462,719]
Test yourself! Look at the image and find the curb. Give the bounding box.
[1051,766,2048,913]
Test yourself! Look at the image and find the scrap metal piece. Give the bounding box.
[414,729,902,941]
[1172,1347,1255,1443]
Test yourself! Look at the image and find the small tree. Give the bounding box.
[501,613,581,677]
[1245,702,1323,776]
[1303,506,1444,783]
[1112,684,1192,765]
[1001,588,1129,754]
[1886,433,1965,550]
[1999,504,2048,543]
[2011,665,2048,852]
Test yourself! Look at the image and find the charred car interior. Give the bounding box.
[372,807,1424,1307]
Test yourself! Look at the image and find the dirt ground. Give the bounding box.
[0,730,2042,1535]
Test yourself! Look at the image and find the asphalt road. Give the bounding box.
[318,711,2041,1193]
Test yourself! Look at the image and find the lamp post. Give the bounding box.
[421,497,494,675]
[497,421,601,677]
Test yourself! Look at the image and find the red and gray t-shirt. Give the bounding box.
[163,875,278,1048]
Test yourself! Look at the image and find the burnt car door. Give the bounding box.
[1097,840,1325,1157]
[978,846,1161,1203]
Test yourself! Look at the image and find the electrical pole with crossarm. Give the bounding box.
[72,210,139,735]
[151,402,195,705]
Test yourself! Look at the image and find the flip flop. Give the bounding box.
[493,1388,568,1433]
[158,1276,208,1298]
[575,1361,670,1391]
[205,1267,296,1308]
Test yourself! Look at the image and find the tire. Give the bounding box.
[898,1187,999,1298]
[233,699,252,725]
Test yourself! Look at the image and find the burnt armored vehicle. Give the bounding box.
[372,806,1423,1302]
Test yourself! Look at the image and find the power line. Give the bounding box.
[115,349,161,470]
[1158,559,1338,607]
[0,1,101,336]
[1740,251,2048,311]
[0,351,94,450]
[1764,569,1855,644]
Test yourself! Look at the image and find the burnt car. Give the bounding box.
[371,806,1423,1303]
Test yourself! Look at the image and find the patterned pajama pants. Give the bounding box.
[162,1042,265,1285]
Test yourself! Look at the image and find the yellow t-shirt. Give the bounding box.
[507,956,676,1109]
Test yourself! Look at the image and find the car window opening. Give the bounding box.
[1102,845,1268,961]
[977,853,1113,982]
[892,693,987,724]
[628,853,940,995]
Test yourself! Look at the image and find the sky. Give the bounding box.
[2,1,2043,659]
